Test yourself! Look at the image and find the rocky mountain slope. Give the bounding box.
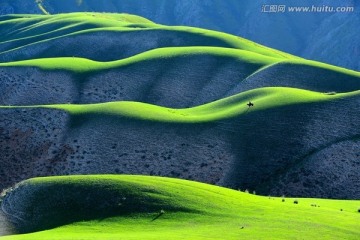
[0,13,359,199]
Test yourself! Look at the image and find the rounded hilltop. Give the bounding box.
[1,175,360,239]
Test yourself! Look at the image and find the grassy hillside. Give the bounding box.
[1,175,360,239]
[1,13,359,109]
[1,87,359,123]
[1,46,359,108]
[0,85,359,199]
[0,46,280,73]
[0,12,359,202]
[2,0,359,71]
[1,47,359,79]
[0,13,297,62]
[0,11,359,240]
[0,46,281,107]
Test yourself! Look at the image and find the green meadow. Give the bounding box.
[1,175,360,240]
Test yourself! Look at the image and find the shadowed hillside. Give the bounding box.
[0,212,14,237]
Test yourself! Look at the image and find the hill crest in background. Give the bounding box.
[0,0,359,70]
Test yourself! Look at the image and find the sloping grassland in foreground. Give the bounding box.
[1,175,360,240]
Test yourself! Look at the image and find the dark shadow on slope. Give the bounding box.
[227,62,360,95]
[221,95,360,199]
[0,52,262,107]
[0,209,16,236]
[1,178,194,234]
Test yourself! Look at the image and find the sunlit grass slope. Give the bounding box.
[0,12,297,61]
[0,46,281,73]
[0,47,359,92]
[0,50,358,77]
[0,12,156,41]
[1,175,359,240]
[1,87,359,123]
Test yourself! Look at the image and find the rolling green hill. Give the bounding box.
[1,86,359,199]
[0,46,280,107]
[1,11,360,240]
[1,47,360,107]
[0,12,296,62]
[1,175,360,239]
[0,12,359,201]
[2,87,359,123]
[2,0,359,71]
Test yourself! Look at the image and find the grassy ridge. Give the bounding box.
[0,47,359,82]
[1,175,359,240]
[0,13,157,56]
[0,13,156,39]
[1,87,359,123]
[0,13,297,60]
[0,46,281,73]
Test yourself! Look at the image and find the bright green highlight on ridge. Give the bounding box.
[0,46,282,73]
[0,12,297,60]
[1,87,359,123]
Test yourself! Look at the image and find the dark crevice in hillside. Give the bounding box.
[190,59,239,107]
[259,134,360,195]
[140,58,179,105]
[289,135,360,173]
[220,104,313,190]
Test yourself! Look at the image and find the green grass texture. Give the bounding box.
[0,12,297,60]
[1,87,359,123]
[0,46,281,73]
[1,175,359,240]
